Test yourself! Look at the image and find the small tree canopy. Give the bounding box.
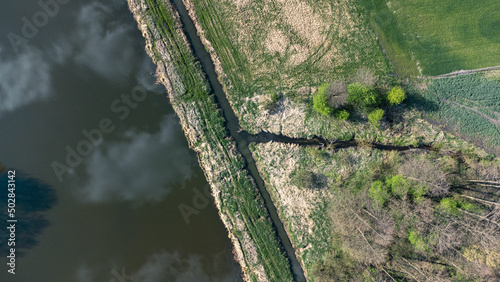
[387,86,406,105]
[313,84,334,116]
[369,180,388,207]
[368,108,384,128]
[385,175,410,198]
[336,110,350,121]
[291,169,317,189]
[347,82,379,108]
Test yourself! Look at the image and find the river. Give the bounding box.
[0,0,241,281]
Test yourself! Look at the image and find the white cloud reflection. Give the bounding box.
[134,251,235,282]
[0,0,155,116]
[73,2,137,80]
[77,116,194,203]
[50,2,139,80]
[0,47,51,115]
[134,251,208,282]
[76,251,236,282]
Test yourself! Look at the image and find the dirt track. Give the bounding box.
[430,65,500,78]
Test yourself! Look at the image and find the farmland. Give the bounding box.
[410,72,500,154]
[185,0,390,114]
[360,0,500,77]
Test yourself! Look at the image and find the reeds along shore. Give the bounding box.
[126,0,295,280]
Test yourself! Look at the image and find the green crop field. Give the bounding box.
[409,73,500,154]
[361,0,500,77]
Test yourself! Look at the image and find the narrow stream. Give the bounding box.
[168,0,307,280]
[244,130,436,151]
[166,0,444,280]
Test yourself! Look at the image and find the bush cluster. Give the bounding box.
[311,69,407,128]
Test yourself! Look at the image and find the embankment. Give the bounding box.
[127,0,296,280]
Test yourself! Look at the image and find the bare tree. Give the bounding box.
[469,160,500,182]
[398,157,450,197]
[326,80,348,109]
[329,189,394,265]
[352,67,378,87]
[428,221,464,255]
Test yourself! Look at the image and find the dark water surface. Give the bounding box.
[0,0,241,281]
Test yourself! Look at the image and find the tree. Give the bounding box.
[369,180,388,207]
[387,86,406,106]
[398,157,450,197]
[368,109,384,128]
[347,82,379,108]
[336,110,350,121]
[385,175,410,199]
[291,169,317,189]
[352,67,378,87]
[313,84,334,116]
[328,189,393,265]
[263,91,280,112]
[327,80,348,109]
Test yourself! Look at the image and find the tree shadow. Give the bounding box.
[0,169,57,257]
[405,91,440,113]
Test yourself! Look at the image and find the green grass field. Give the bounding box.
[190,0,389,103]
[361,0,500,76]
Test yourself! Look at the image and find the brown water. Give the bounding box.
[0,0,241,281]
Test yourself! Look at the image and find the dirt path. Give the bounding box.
[430,65,500,78]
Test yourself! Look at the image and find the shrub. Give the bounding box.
[408,230,428,252]
[291,169,317,189]
[368,109,384,128]
[386,86,406,105]
[313,84,334,116]
[410,184,427,203]
[347,82,379,108]
[311,250,362,281]
[460,201,480,213]
[336,110,350,121]
[263,91,280,111]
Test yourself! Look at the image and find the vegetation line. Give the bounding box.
[166,0,307,279]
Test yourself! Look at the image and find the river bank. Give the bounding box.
[126,0,297,280]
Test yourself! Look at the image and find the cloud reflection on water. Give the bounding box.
[76,250,236,282]
[0,47,51,115]
[76,115,195,204]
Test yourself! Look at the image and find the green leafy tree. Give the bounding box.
[369,180,388,207]
[368,109,384,128]
[335,110,350,121]
[385,175,410,198]
[439,198,461,216]
[347,82,379,108]
[387,86,406,105]
[408,230,428,252]
[313,84,334,116]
